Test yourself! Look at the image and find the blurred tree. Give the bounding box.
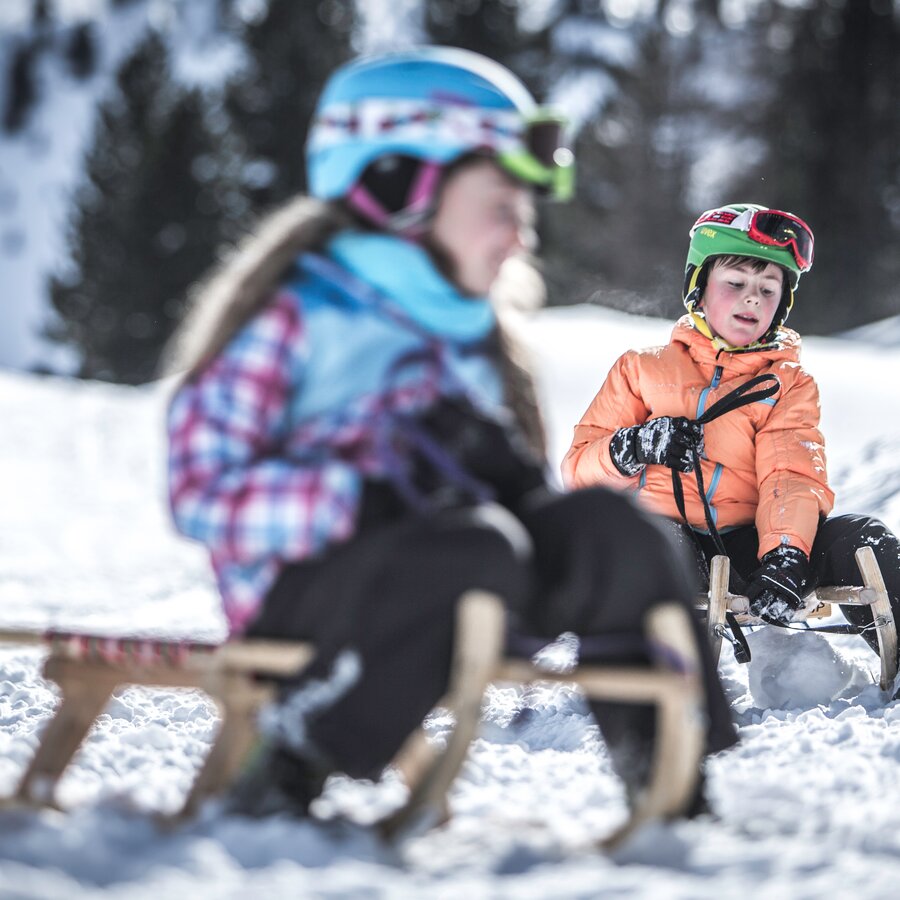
[48,32,243,382]
[66,22,97,80]
[423,0,560,102]
[3,40,40,132]
[223,0,356,212]
[730,0,900,333]
[32,0,52,29]
[425,0,520,59]
[541,9,708,314]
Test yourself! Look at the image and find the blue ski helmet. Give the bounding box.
[306,46,575,225]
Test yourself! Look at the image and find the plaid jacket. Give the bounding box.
[167,250,505,633]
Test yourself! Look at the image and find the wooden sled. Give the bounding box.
[0,629,314,819]
[0,593,705,850]
[699,546,899,691]
[381,592,706,851]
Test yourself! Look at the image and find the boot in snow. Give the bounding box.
[222,739,332,819]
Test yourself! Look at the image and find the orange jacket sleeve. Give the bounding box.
[561,351,652,489]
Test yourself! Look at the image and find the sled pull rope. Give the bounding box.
[671,373,782,661]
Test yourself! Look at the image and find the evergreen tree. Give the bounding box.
[730,0,900,333]
[425,0,520,60]
[32,0,52,29]
[3,40,40,133]
[541,10,701,313]
[48,32,243,383]
[66,22,97,80]
[223,0,356,211]
[423,0,558,102]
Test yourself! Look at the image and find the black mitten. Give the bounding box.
[416,395,546,510]
[355,478,409,530]
[745,545,810,624]
[610,417,703,475]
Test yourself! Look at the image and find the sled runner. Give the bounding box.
[700,546,898,691]
[0,593,704,850]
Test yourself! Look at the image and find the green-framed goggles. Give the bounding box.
[498,112,575,202]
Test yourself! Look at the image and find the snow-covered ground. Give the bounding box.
[2,305,900,898]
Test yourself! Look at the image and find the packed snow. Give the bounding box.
[2,305,900,898]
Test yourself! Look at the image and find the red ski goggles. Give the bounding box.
[694,207,815,271]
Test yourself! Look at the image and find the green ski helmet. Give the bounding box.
[683,203,815,339]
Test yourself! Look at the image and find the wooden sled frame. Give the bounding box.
[383,592,706,850]
[0,594,705,850]
[0,633,315,819]
[700,546,899,691]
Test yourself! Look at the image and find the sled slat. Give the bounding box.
[705,555,730,662]
[0,630,313,677]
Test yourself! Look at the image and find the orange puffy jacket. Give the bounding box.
[561,316,834,558]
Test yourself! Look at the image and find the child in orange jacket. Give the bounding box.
[563,204,900,667]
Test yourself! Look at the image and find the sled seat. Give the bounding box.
[0,593,706,850]
[697,545,898,690]
[0,630,315,819]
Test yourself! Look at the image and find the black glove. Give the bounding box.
[415,396,546,511]
[355,478,410,530]
[745,545,811,624]
[609,417,704,475]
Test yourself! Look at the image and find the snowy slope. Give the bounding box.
[2,306,900,898]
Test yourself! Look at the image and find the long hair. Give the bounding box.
[490,256,548,459]
[162,197,352,382]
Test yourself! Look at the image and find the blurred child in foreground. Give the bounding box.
[166,48,736,818]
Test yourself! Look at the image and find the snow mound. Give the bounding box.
[746,627,872,709]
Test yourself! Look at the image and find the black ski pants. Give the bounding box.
[685,513,900,659]
[247,487,737,781]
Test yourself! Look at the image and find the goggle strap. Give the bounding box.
[688,264,703,296]
[347,182,393,228]
[407,160,442,212]
[347,178,434,237]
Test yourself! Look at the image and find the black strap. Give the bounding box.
[723,611,752,663]
[673,373,872,644]
[696,373,781,426]
[672,374,781,663]
[672,373,782,560]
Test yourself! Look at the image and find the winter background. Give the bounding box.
[2,0,900,897]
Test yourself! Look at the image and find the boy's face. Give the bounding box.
[699,260,784,346]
